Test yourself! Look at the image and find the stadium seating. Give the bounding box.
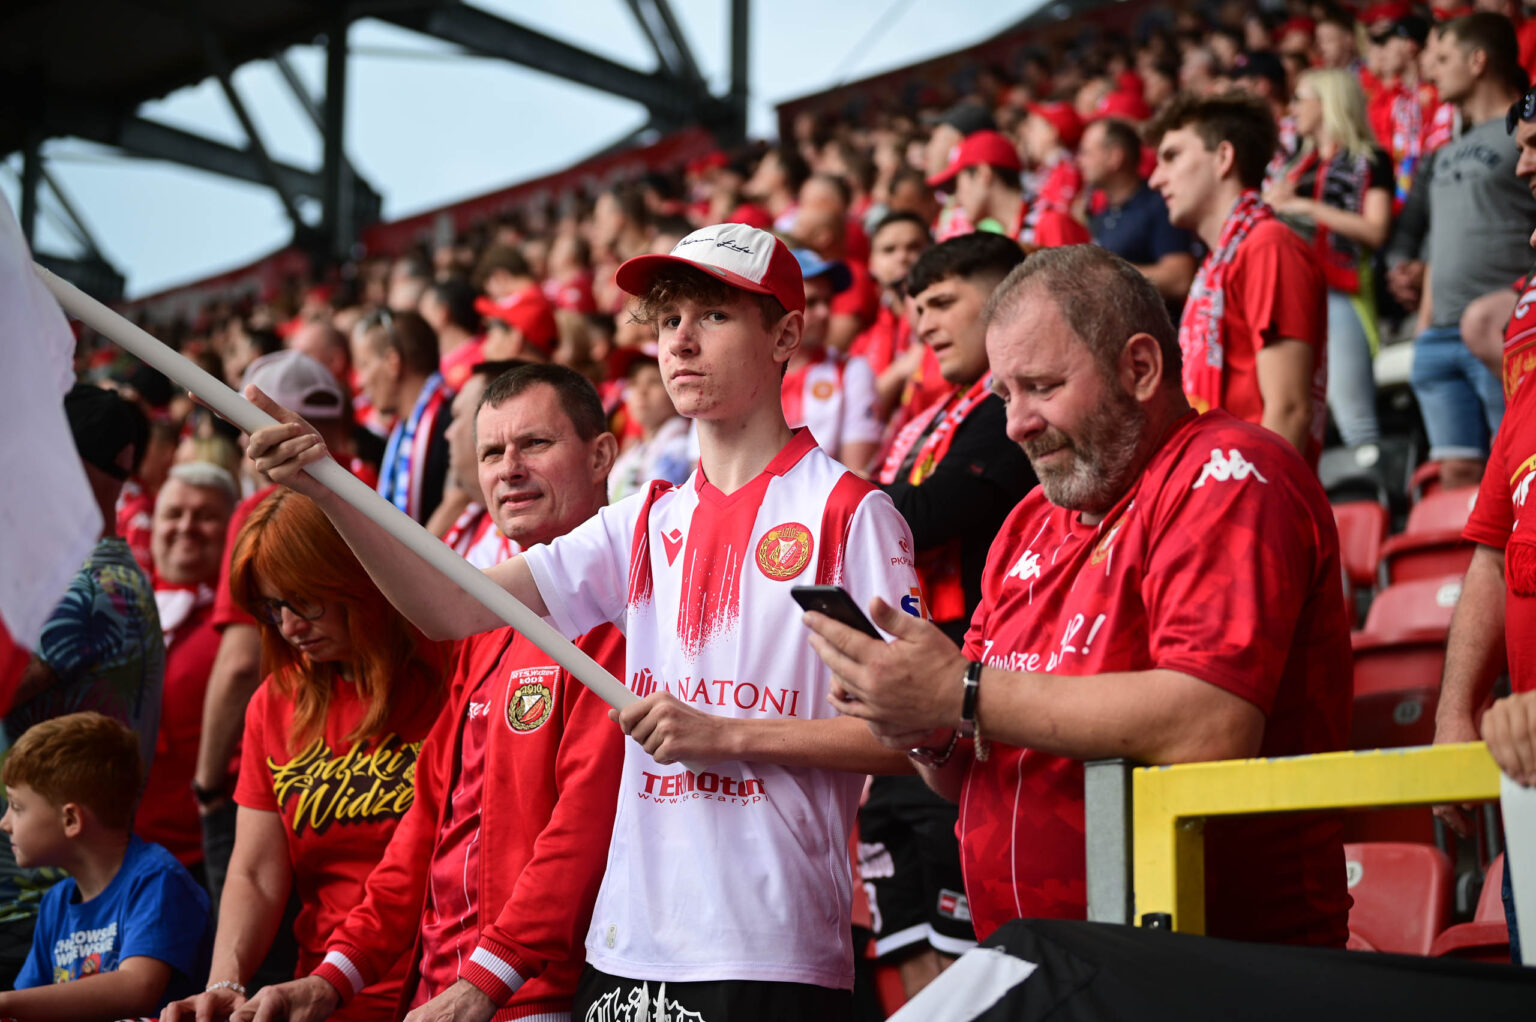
[1377,487,1478,586]
[1351,575,1461,699]
[1409,461,1443,504]
[1345,576,1462,844]
[1333,501,1390,622]
[1430,855,1511,963]
[1344,842,1454,955]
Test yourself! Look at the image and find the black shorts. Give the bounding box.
[575,965,852,1021]
[858,779,978,959]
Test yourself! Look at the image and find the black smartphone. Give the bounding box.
[791,585,882,639]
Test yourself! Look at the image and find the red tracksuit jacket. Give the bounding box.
[312,624,626,1019]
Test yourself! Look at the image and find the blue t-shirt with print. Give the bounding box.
[13,837,210,1008]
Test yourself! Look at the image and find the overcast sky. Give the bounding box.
[1,1,1047,298]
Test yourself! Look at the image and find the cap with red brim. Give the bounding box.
[614,222,806,314]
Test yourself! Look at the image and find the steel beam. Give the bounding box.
[20,132,41,245]
[727,0,750,144]
[113,117,327,201]
[640,0,707,92]
[320,18,351,259]
[39,167,104,260]
[382,2,695,119]
[187,2,305,231]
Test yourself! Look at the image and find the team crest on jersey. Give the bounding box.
[812,380,836,400]
[1090,510,1129,566]
[755,522,813,580]
[1514,454,1536,509]
[506,666,558,733]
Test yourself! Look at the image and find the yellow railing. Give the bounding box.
[1130,742,1502,933]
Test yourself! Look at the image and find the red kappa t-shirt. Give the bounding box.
[1465,376,1536,693]
[959,410,1352,946]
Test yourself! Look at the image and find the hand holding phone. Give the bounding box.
[791,585,882,639]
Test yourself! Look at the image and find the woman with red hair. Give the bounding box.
[162,490,444,1021]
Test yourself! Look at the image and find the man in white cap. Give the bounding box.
[243,224,919,1020]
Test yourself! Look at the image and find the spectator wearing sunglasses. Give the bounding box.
[1432,79,1536,967]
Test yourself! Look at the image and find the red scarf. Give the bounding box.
[878,375,992,486]
[876,374,993,624]
[1178,191,1274,415]
[1285,148,1371,295]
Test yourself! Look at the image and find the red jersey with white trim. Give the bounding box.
[443,503,521,570]
[523,428,920,989]
[1504,268,1536,401]
[959,411,1352,946]
[781,349,883,458]
[1466,376,1536,693]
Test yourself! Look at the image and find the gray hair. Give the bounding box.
[166,461,240,506]
[983,246,1181,383]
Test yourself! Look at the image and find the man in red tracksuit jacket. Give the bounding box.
[231,364,627,1022]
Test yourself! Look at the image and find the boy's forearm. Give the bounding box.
[728,715,913,774]
[0,957,167,1022]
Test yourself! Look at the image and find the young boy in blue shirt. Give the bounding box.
[0,711,210,1020]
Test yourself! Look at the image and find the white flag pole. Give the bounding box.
[34,264,644,718]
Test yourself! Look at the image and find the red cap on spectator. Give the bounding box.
[1362,1,1411,24]
[614,223,806,314]
[727,202,774,230]
[1027,102,1084,149]
[1278,16,1316,40]
[927,130,1023,187]
[475,288,558,354]
[1094,90,1152,122]
[1115,69,1144,96]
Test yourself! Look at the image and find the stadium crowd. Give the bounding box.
[4,1,1536,1019]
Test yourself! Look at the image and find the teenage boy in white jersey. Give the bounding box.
[244,223,919,1021]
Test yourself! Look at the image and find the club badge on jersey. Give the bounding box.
[755,522,813,581]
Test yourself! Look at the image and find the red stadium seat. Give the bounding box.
[1344,842,1454,955]
[1378,487,1478,586]
[1351,575,1461,698]
[1344,577,1461,844]
[1430,855,1510,963]
[1333,501,1389,593]
[1409,460,1443,504]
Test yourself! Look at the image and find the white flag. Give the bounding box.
[0,194,101,648]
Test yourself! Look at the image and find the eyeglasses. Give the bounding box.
[251,595,326,626]
[1506,88,1536,135]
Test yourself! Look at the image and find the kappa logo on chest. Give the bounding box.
[1006,548,1042,584]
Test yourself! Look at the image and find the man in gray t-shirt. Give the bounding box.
[1411,13,1533,489]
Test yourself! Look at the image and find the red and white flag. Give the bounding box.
[0,195,101,649]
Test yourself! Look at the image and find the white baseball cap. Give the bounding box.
[614,222,806,313]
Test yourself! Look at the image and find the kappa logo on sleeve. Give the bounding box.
[1191,448,1268,489]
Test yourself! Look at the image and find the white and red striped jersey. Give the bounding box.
[443,503,521,569]
[781,349,883,459]
[523,428,920,989]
